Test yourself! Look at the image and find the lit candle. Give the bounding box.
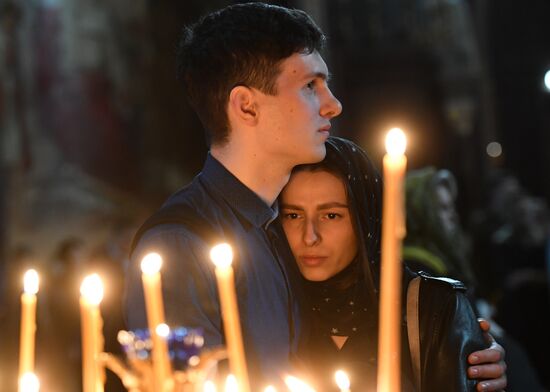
[225,374,238,392]
[264,386,277,392]
[140,253,172,391]
[334,370,351,392]
[284,375,316,392]
[19,269,39,384]
[19,372,40,392]
[377,128,407,392]
[80,274,105,392]
[210,244,250,392]
[204,380,218,392]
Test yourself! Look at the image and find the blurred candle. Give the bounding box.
[140,253,171,391]
[210,244,249,392]
[204,380,217,392]
[377,128,407,392]
[19,269,39,384]
[224,374,238,392]
[80,274,105,392]
[284,375,316,392]
[334,370,351,392]
[19,372,40,392]
[264,385,277,392]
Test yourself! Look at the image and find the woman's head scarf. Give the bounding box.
[292,136,383,309]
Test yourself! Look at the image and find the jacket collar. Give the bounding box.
[201,153,278,229]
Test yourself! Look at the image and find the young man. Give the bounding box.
[125,3,506,390]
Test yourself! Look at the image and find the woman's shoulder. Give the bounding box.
[414,270,468,292]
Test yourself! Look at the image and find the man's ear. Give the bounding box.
[228,85,258,125]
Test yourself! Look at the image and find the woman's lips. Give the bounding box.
[299,256,327,267]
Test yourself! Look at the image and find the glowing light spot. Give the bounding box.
[156,323,170,338]
[385,128,407,156]
[486,141,502,158]
[210,243,233,268]
[23,270,39,294]
[140,253,163,275]
[544,69,550,92]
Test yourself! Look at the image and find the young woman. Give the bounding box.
[279,137,505,392]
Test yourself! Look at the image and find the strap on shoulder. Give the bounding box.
[407,276,422,392]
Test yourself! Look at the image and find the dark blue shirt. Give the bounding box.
[126,154,303,386]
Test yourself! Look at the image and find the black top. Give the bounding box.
[125,153,305,387]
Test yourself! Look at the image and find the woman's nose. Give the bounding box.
[303,220,320,246]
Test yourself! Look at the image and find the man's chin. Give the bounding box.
[302,145,327,164]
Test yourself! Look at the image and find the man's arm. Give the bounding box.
[125,224,223,346]
[467,319,507,392]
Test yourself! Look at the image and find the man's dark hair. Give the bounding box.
[177,2,325,146]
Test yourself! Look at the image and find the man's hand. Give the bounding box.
[467,318,507,391]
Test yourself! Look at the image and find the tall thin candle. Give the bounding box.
[377,128,407,392]
[210,244,250,392]
[140,253,172,391]
[80,274,105,392]
[19,269,39,387]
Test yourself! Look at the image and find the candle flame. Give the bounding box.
[204,380,217,392]
[385,128,407,156]
[284,375,316,392]
[224,374,238,392]
[334,370,350,391]
[19,372,40,392]
[156,323,170,338]
[23,269,39,295]
[80,274,104,305]
[210,243,233,268]
[140,252,163,275]
[264,386,277,392]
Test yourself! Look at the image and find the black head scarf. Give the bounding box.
[324,137,382,307]
[291,136,383,336]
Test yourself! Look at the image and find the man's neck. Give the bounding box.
[211,146,292,206]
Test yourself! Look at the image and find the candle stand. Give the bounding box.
[101,328,227,392]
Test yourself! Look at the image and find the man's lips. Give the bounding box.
[299,255,328,267]
[318,124,331,134]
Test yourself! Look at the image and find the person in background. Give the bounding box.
[404,167,546,391]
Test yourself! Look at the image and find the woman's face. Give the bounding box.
[280,170,358,281]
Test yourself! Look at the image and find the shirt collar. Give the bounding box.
[201,153,279,229]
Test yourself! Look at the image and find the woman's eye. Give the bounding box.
[326,213,340,219]
[284,212,300,219]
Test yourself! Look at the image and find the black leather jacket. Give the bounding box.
[415,271,488,392]
[299,269,487,392]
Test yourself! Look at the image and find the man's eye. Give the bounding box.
[325,213,341,220]
[306,80,315,90]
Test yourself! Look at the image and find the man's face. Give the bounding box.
[254,51,342,166]
[281,170,358,281]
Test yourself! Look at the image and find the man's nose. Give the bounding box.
[303,220,320,246]
[320,89,342,119]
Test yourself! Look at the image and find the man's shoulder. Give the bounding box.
[131,177,227,256]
